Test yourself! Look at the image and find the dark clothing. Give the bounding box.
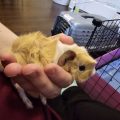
[0,72,62,120]
[1,69,120,120]
[48,86,120,120]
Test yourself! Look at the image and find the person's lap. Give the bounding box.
[48,86,120,120]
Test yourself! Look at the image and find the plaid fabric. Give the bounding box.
[79,48,120,111]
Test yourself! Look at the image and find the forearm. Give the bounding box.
[0,23,18,54]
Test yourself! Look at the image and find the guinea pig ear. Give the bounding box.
[58,50,76,66]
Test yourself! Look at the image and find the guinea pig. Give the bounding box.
[11,32,96,82]
[2,32,97,108]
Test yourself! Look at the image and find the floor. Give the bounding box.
[0,0,67,35]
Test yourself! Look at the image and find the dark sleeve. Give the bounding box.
[48,86,120,120]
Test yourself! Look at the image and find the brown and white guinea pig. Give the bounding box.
[2,32,97,108]
[11,32,96,82]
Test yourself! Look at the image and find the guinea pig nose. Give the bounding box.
[79,65,85,71]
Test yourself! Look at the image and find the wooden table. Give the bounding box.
[0,0,68,36]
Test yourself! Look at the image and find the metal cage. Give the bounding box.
[52,16,120,55]
[86,19,120,53]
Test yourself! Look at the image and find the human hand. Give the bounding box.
[0,34,74,99]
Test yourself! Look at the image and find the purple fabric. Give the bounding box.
[96,48,120,69]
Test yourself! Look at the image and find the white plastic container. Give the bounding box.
[53,0,70,6]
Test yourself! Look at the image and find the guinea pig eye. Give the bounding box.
[79,65,85,71]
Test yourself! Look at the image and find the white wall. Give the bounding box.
[69,0,120,19]
[70,0,120,10]
[96,0,120,12]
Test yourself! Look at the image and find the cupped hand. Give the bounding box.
[0,34,74,98]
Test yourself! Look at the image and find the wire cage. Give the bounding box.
[79,48,120,111]
[86,19,120,53]
[52,16,120,56]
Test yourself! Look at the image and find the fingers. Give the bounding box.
[22,64,61,98]
[49,33,74,45]
[0,53,16,67]
[44,63,73,88]
[12,75,40,98]
[4,63,61,98]
[4,63,22,77]
[3,63,73,98]
[4,63,43,97]
[59,33,74,45]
